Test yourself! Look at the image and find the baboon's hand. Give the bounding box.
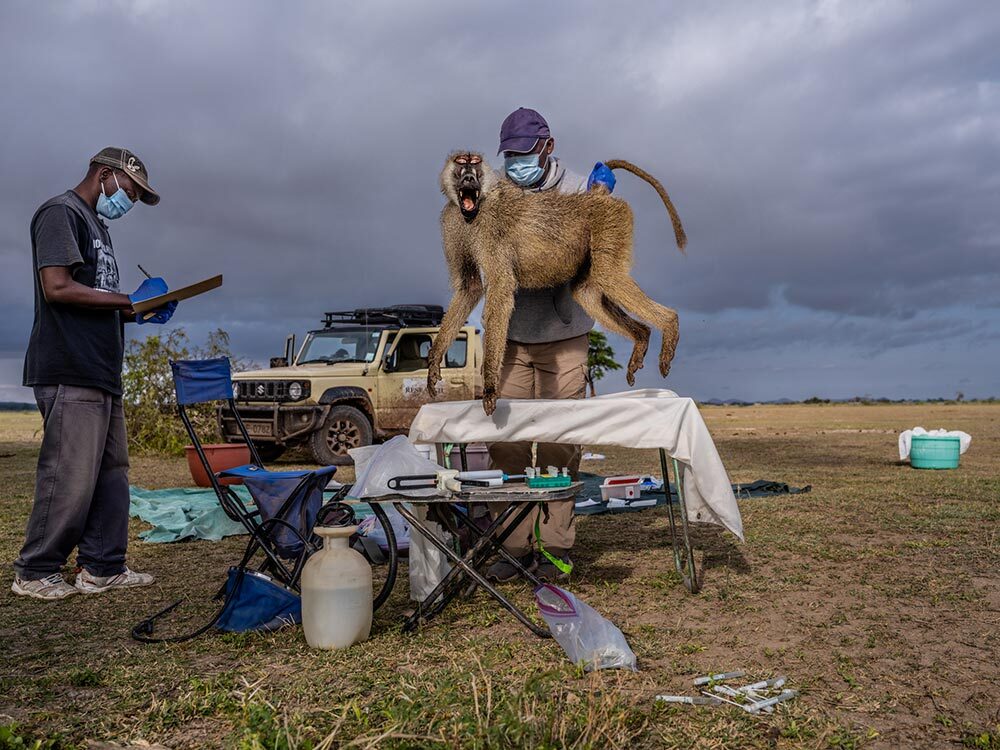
[482,388,498,416]
[427,363,442,396]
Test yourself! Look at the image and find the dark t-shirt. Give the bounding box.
[23,191,126,395]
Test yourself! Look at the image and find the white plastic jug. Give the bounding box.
[301,525,373,649]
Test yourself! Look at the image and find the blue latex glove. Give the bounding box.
[587,162,616,193]
[129,277,177,325]
[129,277,168,303]
[137,300,178,325]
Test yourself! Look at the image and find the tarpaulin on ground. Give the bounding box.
[573,473,811,515]
[129,485,374,543]
[129,486,251,542]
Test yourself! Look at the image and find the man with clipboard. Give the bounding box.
[13,147,177,600]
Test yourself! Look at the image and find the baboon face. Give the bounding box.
[440,151,496,221]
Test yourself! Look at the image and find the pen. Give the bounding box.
[136,264,160,320]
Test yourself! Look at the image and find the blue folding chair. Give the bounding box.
[170,358,398,605]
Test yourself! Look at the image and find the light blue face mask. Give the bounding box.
[504,145,548,187]
[96,172,134,220]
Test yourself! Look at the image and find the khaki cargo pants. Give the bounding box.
[488,334,588,557]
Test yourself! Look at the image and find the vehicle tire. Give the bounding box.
[252,442,286,463]
[309,405,372,465]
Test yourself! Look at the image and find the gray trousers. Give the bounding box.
[13,385,130,580]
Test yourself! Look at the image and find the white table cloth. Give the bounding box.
[409,389,743,540]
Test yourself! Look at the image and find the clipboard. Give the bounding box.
[132,274,223,315]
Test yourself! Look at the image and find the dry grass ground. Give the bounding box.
[0,403,997,749]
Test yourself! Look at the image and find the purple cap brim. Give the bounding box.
[498,136,541,155]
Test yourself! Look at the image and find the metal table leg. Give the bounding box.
[410,500,535,617]
[412,504,528,622]
[448,505,544,598]
[395,502,550,638]
[399,500,540,627]
[660,448,700,593]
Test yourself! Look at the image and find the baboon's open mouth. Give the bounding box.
[459,186,480,218]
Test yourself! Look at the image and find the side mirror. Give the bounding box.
[271,334,295,368]
[382,351,397,373]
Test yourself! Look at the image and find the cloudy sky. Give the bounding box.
[1,1,998,403]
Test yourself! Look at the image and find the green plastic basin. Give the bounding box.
[910,435,960,470]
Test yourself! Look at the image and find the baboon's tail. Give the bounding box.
[604,159,687,252]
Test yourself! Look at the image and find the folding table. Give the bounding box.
[385,483,581,637]
[408,389,745,597]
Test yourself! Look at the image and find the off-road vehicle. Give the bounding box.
[220,305,482,465]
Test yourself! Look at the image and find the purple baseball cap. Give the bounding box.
[498,107,551,155]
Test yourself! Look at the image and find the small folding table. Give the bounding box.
[386,483,581,637]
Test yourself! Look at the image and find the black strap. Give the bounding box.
[131,537,262,643]
[131,568,246,644]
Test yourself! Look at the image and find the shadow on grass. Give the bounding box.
[693,525,751,575]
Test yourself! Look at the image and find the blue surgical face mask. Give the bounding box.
[96,172,134,220]
[504,145,548,187]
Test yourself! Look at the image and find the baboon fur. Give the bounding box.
[427,151,687,415]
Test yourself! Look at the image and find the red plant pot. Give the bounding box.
[185,443,251,487]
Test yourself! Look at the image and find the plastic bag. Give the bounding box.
[348,435,444,498]
[408,504,454,602]
[534,584,637,672]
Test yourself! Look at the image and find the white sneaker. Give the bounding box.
[11,573,79,600]
[75,566,155,594]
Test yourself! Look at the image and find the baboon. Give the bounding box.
[426,151,687,415]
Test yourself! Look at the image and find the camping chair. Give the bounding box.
[170,358,398,608]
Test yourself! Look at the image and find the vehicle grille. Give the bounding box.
[234,380,310,402]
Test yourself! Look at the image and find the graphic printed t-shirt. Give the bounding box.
[23,190,126,395]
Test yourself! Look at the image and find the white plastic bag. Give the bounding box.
[534,584,637,672]
[348,435,444,498]
[407,503,454,601]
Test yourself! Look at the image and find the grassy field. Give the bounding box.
[1,403,997,749]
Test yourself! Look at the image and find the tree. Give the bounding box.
[586,330,622,397]
[122,327,252,454]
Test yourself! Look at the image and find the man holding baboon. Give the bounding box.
[486,108,616,583]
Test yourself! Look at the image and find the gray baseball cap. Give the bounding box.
[90,147,160,205]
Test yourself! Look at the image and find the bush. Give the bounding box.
[122,328,252,455]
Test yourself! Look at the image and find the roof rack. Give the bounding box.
[322,304,445,328]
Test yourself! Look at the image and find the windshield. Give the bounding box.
[297,329,384,364]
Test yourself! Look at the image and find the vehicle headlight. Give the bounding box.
[288,382,303,400]
[232,383,240,399]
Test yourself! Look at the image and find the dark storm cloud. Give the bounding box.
[1,0,998,401]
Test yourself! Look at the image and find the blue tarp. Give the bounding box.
[129,485,251,542]
[129,486,375,543]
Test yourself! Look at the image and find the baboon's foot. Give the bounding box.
[482,388,498,416]
[626,360,642,387]
[626,336,650,386]
[427,363,442,396]
[659,334,678,378]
